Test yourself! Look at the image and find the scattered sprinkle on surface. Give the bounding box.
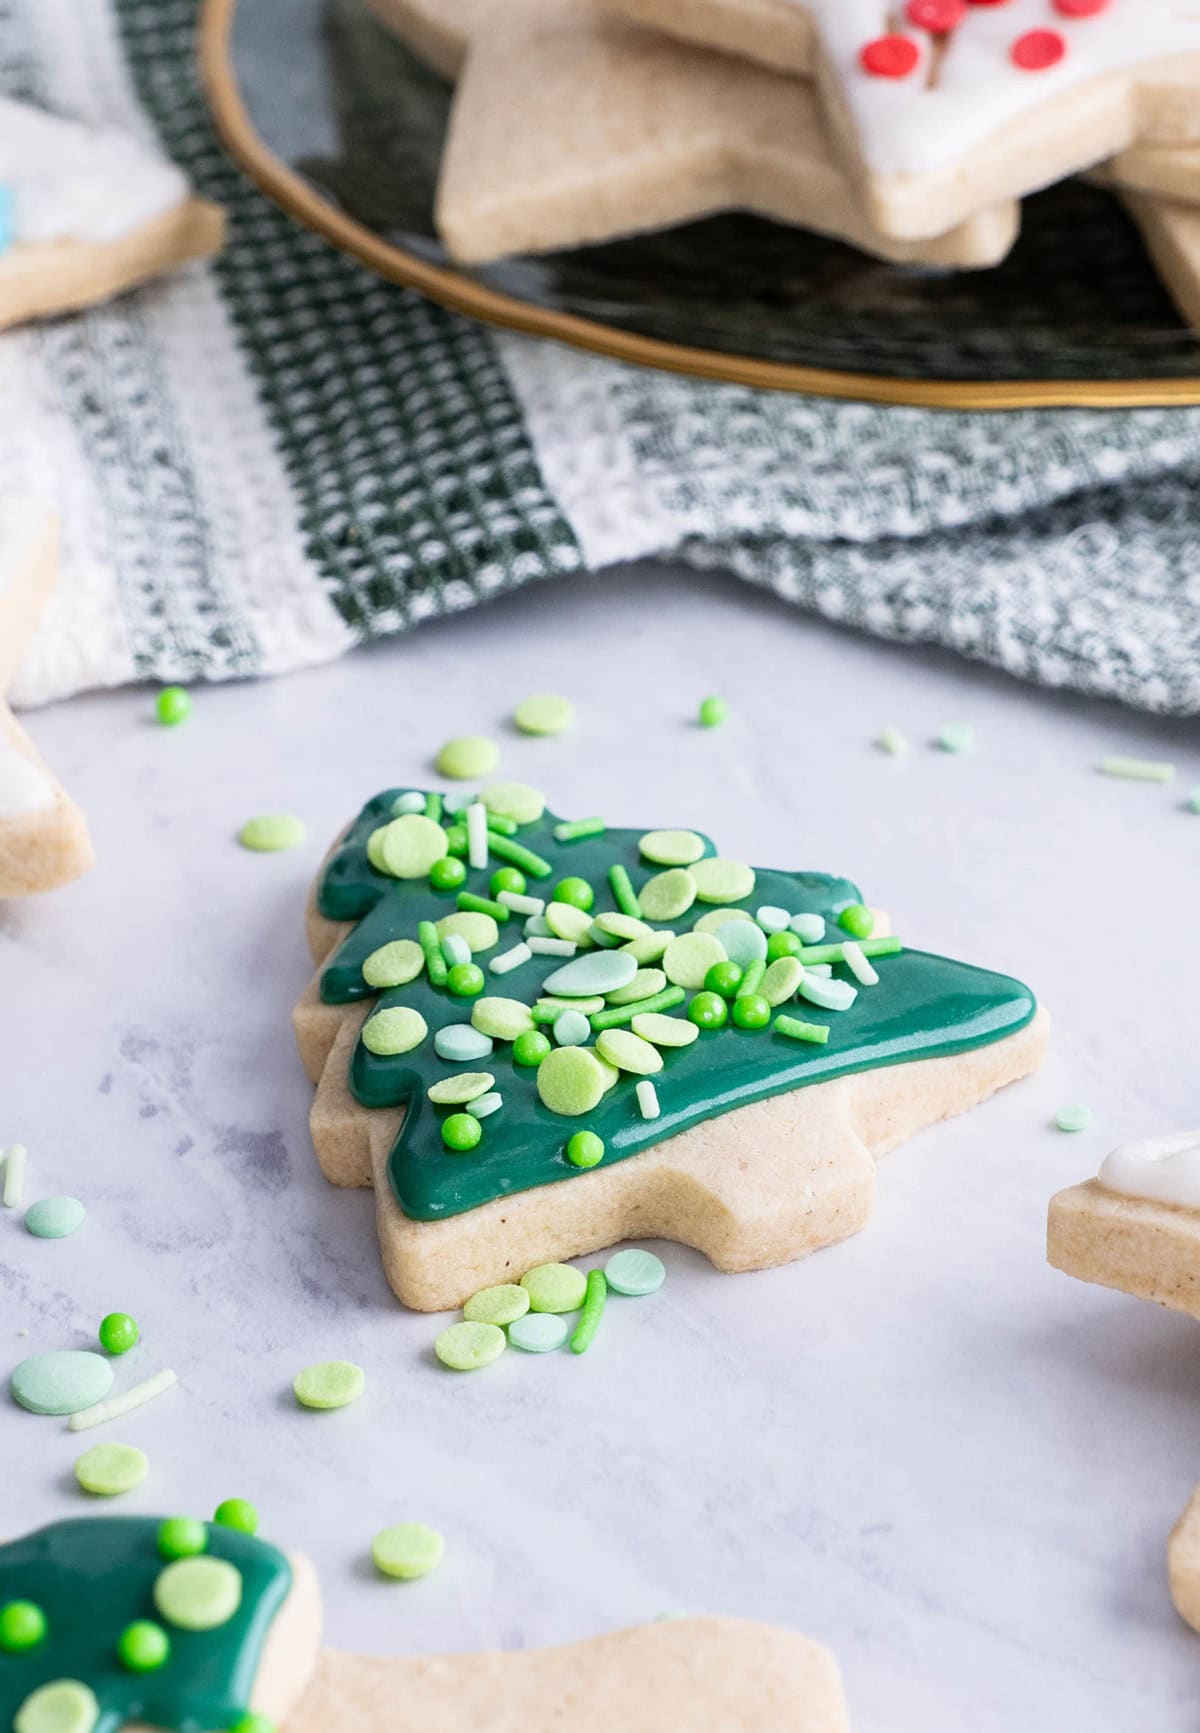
[463,1283,530,1327]
[937,722,974,754]
[698,695,728,728]
[2,1143,27,1208]
[155,686,191,726]
[435,1320,506,1371]
[11,1350,114,1416]
[514,694,575,736]
[1099,755,1176,784]
[605,1248,666,1296]
[293,1360,365,1410]
[521,1263,588,1314]
[372,1522,445,1580]
[1055,1105,1093,1134]
[435,735,499,780]
[238,814,307,853]
[507,1313,569,1353]
[878,725,908,755]
[24,1195,85,1240]
[74,1441,148,1497]
[67,1368,178,1433]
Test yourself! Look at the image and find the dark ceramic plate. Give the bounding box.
[203,0,1200,406]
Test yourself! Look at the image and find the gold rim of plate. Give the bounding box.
[200,0,1200,411]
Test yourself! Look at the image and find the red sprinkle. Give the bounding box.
[906,0,967,28]
[1012,27,1067,68]
[860,33,921,77]
[1053,0,1108,13]
[966,0,1013,7]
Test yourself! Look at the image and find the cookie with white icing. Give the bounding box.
[437,1,1020,267]
[0,97,224,332]
[0,506,94,898]
[0,1515,849,1733]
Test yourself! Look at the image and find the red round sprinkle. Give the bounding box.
[860,33,921,77]
[1053,0,1108,13]
[1012,28,1066,68]
[967,1,1014,7]
[906,0,967,28]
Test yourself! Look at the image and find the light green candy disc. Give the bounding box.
[463,1283,530,1326]
[508,1313,570,1353]
[372,1522,445,1580]
[380,815,448,879]
[293,1360,365,1410]
[605,968,667,1007]
[471,996,535,1041]
[238,814,306,853]
[638,829,705,867]
[482,780,546,825]
[638,869,697,923]
[594,1052,621,1093]
[761,956,804,1006]
[620,931,673,964]
[428,1072,495,1105]
[514,694,574,737]
[362,1006,427,1056]
[521,1263,588,1314]
[692,908,753,936]
[366,827,390,873]
[435,1321,506,1370]
[535,995,605,1019]
[435,735,500,780]
[536,1047,607,1117]
[630,1012,699,1048]
[24,1196,85,1240]
[74,1442,148,1496]
[545,903,593,944]
[605,1249,667,1296]
[153,1557,242,1631]
[15,1680,100,1733]
[590,913,650,944]
[596,1030,663,1076]
[663,932,726,989]
[689,857,756,904]
[718,921,767,967]
[11,1351,113,1416]
[436,911,500,953]
[362,939,425,989]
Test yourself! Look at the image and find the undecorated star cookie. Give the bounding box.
[0,506,93,898]
[0,96,223,332]
[0,1516,850,1733]
[295,786,1047,1312]
[437,1,1019,266]
[1120,190,1200,335]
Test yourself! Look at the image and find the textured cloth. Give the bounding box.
[7,0,1200,715]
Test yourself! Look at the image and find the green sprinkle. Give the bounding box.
[482,780,546,825]
[689,857,755,904]
[630,1011,698,1047]
[570,1270,608,1354]
[24,1196,85,1240]
[117,1620,170,1673]
[238,814,307,853]
[490,866,527,897]
[472,996,536,1041]
[591,912,651,945]
[606,967,667,1006]
[157,1518,207,1561]
[428,1072,495,1105]
[774,1015,830,1044]
[213,1498,259,1534]
[514,693,575,736]
[435,1026,494,1065]
[293,1360,365,1410]
[508,1313,569,1352]
[553,1010,591,1046]
[155,686,191,726]
[938,722,974,753]
[362,1006,428,1056]
[838,903,875,939]
[537,1046,608,1117]
[797,936,901,966]
[14,1681,99,1733]
[605,1249,665,1296]
[607,863,642,918]
[596,1029,663,1075]
[74,1442,148,1497]
[435,1320,506,1371]
[153,1556,242,1632]
[755,906,790,934]
[435,735,500,780]
[799,974,857,1012]
[545,902,593,944]
[589,986,686,1030]
[767,931,803,961]
[1099,755,1176,783]
[443,824,469,857]
[0,1602,47,1652]
[442,1112,483,1152]
[636,1080,660,1119]
[687,991,727,1030]
[555,817,605,843]
[464,1283,530,1326]
[423,791,443,823]
[878,726,909,756]
[392,792,427,816]
[639,828,706,866]
[416,921,449,989]
[553,875,595,912]
[620,930,674,965]
[663,932,726,989]
[429,856,467,892]
[534,994,605,1021]
[380,815,449,879]
[698,695,728,728]
[521,1263,588,1313]
[436,911,500,953]
[362,939,425,990]
[761,956,804,1006]
[486,812,519,837]
[693,907,753,936]
[513,1030,552,1067]
[731,994,770,1029]
[229,1717,274,1733]
[736,959,766,998]
[638,868,697,923]
[1189,787,1200,814]
[720,921,767,968]
[542,951,638,996]
[446,962,485,998]
[566,1130,605,1169]
[372,1522,445,1580]
[485,832,553,878]
[1056,1104,1093,1133]
[453,892,507,926]
[11,1351,112,1416]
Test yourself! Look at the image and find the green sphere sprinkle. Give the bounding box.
[117,1620,170,1673]
[214,1498,259,1535]
[429,856,467,892]
[513,1030,553,1068]
[0,1600,47,1652]
[766,931,803,961]
[443,824,468,857]
[552,876,594,912]
[731,994,771,1030]
[837,903,875,940]
[446,962,485,998]
[155,686,191,727]
[98,1311,139,1355]
[704,961,743,1000]
[566,1131,605,1169]
[229,1717,276,1733]
[442,1113,483,1152]
[688,991,728,1030]
[157,1517,207,1561]
[698,695,728,728]
[490,866,526,898]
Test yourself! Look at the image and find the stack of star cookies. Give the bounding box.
[366,0,1200,329]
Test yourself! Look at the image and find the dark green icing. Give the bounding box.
[317,793,1037,1222]
[0,1518,291,1733]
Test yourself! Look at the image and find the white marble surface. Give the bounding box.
[3,563,1200,1732]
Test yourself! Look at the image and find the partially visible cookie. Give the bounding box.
[1121,190,1200,335]
[597,0,814,76]
[1170,1486,1200,1637]
[362,0,489,77]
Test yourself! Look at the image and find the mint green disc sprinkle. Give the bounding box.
[293,1360,365,1410]
[717,921,767,968]
[434,1024,494,1063]
[605,1249,666,1296]
[436,911,500,954]
[514,694,574,736]
[692,907,753,937]
[507,1313,569,1353]
[436,735,499,780]
[74,1442,148,1496]
[938,722,974,753]
[362,1006,427,1056]
[468,1092,503,1118]
[521,1263,588,1314]
[591,912,651,944]
[435,1320,506,1371]
[482,780,545,825]
[11,1351,113,1416]
[606,968,667,1006]
[545,902,593,944]
[15,1680,99,1733]
[428,1072,494,1106]
[638,829,705,867]
[553,1010,591,1046]
[621,931,674,964]
[760,956,804,1006]
[362,939,425,989]
[790,912,826,943]
[595,1029,663,1076]
[238,814,306,853]
[372,1523,444,1580]
[542,951,638,997]
[638,869,696,923]
[464,1283,530,1326]
[471,996,535,1041]
[536,1047,607,1117]
[24,1196,85,1240]
[392,791,427,815]
[630,1012,699,1048]
[755,906,790,934]
[381,815,449,880]
[153,1557,242,1632]
[689,857,755,904]
[663,932,726,989]
[1055,1104,1093,1133]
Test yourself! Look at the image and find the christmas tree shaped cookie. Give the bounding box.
[296,788,1047,1311]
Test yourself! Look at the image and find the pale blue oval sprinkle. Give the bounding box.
[435,1025,495,1063]
[605,1249,666,1296]
[24,1196,86,1240]
[790,913,826,943]
[524,915,553,938]
[11,1350,113,1415]
[441,934,471,968]
[391,791,426,815]
[542,952,638,997]
[507,1313,570,1353]
[717,921,767,968]
[553,1010,591,1047]
[755,906,790,934]
[469,1092,503,1119]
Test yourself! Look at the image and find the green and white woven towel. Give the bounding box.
[9,0,1200,714]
